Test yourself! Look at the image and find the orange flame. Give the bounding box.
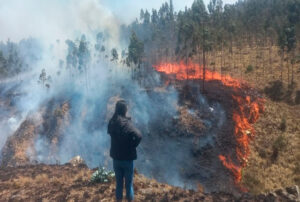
[154,62,243,88]
[154,62,265,187]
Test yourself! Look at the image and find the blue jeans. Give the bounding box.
[113,160,134,200]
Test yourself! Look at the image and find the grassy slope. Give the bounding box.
[0,164,239,202]
[205,45,300,194]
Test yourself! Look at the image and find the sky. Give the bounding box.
[101,0,238,23]
[0,0,238,42]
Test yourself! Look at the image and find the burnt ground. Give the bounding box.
[0,75,262,195]
[167,77,264,193]
[0,78,299,201]
[0,163,298,202]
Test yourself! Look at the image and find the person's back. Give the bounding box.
[108,100,142,202]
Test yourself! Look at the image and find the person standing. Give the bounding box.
[108,100,142,202]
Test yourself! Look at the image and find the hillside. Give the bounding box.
[0,0,300,200]
[0,163,299,201]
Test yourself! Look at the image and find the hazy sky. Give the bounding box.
[101,0,238,23]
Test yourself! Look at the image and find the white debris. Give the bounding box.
[69,155,86,166]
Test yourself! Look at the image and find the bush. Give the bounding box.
[264,80,285,101]
[295,91,300,105]
[273,135,288,151]
[271,135,288,161]
[242,171,264,194]
[90,167,115,183]
[279,117,287,132]
[245,65,254,73]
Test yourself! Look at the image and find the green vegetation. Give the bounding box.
[125,0,300,92]
[279,117,287,132]
[272,135,288,161]
[245,65,254,74]
[90,167,115,184]
[296,91,300,104]
[127,32,144,67]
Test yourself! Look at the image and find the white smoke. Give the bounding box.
[0,0,120,47]
[0,0,228,191]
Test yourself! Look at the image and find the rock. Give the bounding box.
[69,155,86,167]
[256,193,266,201]
[265,192,277,202]
[283,194,297,202]
[275,188,288,197]
[286,186,299,197]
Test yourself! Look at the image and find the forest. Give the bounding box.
[126,0,300,103]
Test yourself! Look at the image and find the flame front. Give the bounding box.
[154,62,265,187]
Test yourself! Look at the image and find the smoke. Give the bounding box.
[0,0,228,190]
[0,0,120,46]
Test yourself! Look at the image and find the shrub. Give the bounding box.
[242,171,264,194]
[271,135,288,161]
[90,167,115,184]
[245,65,254,73]
[279,117,287,132]
[264,80,285,101]
[295,91,300,105]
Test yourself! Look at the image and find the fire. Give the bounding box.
[154,62,265,187]
[154,62,243,88]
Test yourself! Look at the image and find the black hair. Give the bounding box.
[114,100,127,117]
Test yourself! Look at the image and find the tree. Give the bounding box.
[287,0,300,86]
[140,9,145,22]
[65,40,78,72]
[127,32,144,81]
[0,51,7,77]
[78,35,90,73]
[111,48,119,62]
[127,32,144,67]
[38,68,51,89]
[95,32,104,51]
[151,9,159,25]
[191,0,209,92]
[176,10,194,67]
[144,10,151,25]
[78,35,91,90]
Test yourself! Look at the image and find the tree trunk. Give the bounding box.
[280,51,284,82]
[287,55,290,88]
[221,42,223,77]
[203,49,206,93]
[213,50,216,79]
[269,41,272,74]
[291,50,295,87]
[240,47,243,78]
[202,22,206,93]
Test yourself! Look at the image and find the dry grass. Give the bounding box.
[0,164,222,202]
[205,45,300,99]
[242,99,300,193]
[201,44,300,194]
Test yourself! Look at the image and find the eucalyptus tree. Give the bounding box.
[0,51,7,77]
[191,0,210,92]
[127,32,144,81]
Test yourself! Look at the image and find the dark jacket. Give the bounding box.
[108,115,142,160]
